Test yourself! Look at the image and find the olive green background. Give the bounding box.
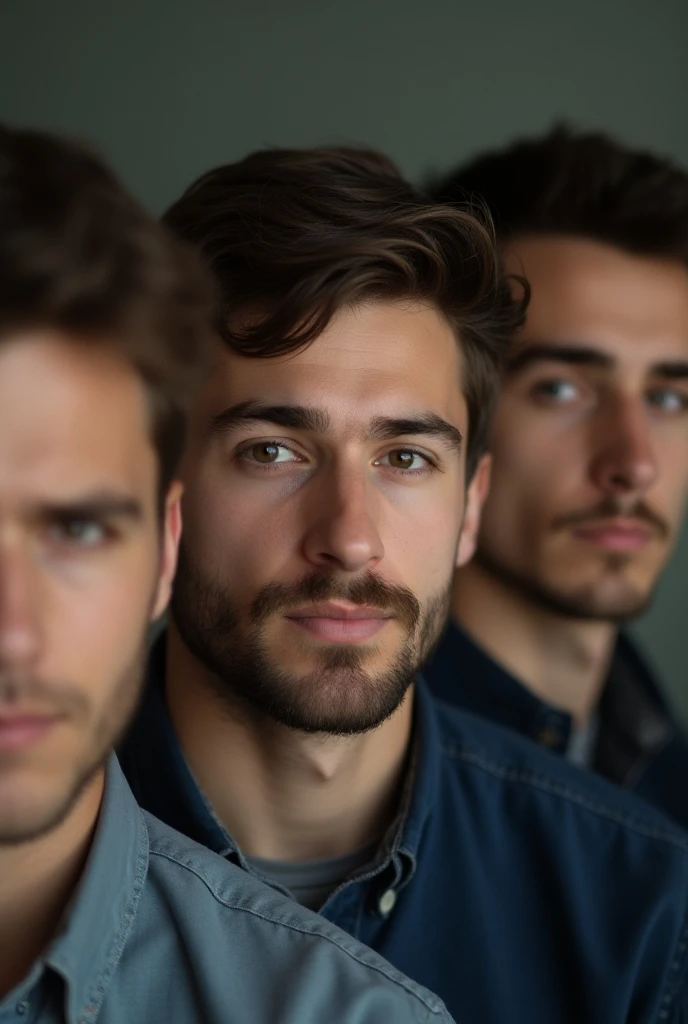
[1,0,687,716]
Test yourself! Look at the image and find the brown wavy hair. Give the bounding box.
[164,147,528,480]
[430,124,688,265]
[0,123,214,497]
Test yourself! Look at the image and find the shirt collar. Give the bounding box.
[44,755,148,1024]
[122,632,442,889]
[426,622,572,752]
[120,634,234,857]
[426,621,676,775]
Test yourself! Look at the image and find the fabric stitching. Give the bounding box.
[654,901,688,1023]
[442,743,688,851]
[148,844,448,1018]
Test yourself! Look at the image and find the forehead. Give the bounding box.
[201,300,467,428]
[506,235,688,364]
[0,330,156,505]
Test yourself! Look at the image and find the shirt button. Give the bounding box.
[378,888,397,916]
[536,727,561,749]
[16,1002,28,1016]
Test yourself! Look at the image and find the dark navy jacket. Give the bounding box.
[120,636,688,1024]
[425,622,688,830]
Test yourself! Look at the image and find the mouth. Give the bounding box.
[0,712,61,753]
[284,601,393,643]
[570,517,657,552]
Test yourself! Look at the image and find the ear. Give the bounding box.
[151,480,183,622]
[456,453,491,568]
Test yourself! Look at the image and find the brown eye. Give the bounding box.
[382,449,430,472]
[252,443,281,463]
[388,450,416,469]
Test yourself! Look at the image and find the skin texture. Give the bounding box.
[0,330,180,993]
[454,236,688,722]
[167,299,489,860]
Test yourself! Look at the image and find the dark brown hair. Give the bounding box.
[430,124,688,265]
[0,123,214,497]
[164,147,527,480]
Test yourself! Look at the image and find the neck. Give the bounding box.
[453,561,618,727]
[0,769,103,998]
[165,625,414,862]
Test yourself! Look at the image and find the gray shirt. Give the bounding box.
[0,757,453,1024]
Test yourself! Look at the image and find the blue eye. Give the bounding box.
[47,519,107,548]
[532,379,580,404]
[646,389,688,414]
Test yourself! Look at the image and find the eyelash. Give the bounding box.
[235,441,437,475]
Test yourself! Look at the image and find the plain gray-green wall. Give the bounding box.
[1,0,687,716]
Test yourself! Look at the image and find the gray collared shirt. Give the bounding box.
[0,757,452,1024]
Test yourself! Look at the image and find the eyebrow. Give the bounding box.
[367,415,463,453]
[506,344,614,374]
[209,401,330,436]
[209,401,463,453]
[506,344,688,381]
[38,492,143,522]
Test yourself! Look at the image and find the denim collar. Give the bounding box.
[43,756,147,1024]
[426,621,674,781]
[120,632,442,891]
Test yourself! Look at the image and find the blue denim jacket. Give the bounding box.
[425,621,688,829]
[120,635,688,1024]
[0,755,452,1024]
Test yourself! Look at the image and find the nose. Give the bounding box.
[0,543,43,671]
[302,463,385,573]
[590,398,658,499]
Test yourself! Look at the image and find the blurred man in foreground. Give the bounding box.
[426,127,688,827]
[0,124,454,1024]
[121,145,688,1023]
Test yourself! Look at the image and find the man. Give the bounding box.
[121,146,688,1023]
[0,124,456,1024]
[425,126,688,827]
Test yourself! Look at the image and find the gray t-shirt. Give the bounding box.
[0,757,453,1024]
[247,838,379,910]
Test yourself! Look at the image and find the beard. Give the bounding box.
[474,544,654,622]
[0,636,147,846]
[473,498,670,624]
[170,544,452,736]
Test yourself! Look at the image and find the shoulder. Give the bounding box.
[142,812,450,1021]
[431,694,688,855]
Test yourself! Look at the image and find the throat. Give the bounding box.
[453,561,616,727]
[165,646,415,862]
[0,771,102,998]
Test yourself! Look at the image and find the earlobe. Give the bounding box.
[151,481,183,621]
[456,454,491,568]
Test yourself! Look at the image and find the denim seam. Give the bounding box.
[442,744,688,851]
[74,816,149,1024]
[149,844,448,1018]
[655,899,688,1023]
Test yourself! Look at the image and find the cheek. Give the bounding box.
[43,551,157,701]
[182,466,297,582]
[380,480,462,590]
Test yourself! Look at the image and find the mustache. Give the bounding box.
[249,571,421,635]
[552,499,670,539]
[0,675,88,717]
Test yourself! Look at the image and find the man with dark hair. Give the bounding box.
[425,126,688,827]
[0,124,458,1024]
[122,145,688,1023]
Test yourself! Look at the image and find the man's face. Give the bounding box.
[173,300,486,734]
[477,235,688,620]
[0,332,179,844]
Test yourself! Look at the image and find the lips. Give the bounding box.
[285,601,392,642]
[0,713,59,753]
[570,518,656,552]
